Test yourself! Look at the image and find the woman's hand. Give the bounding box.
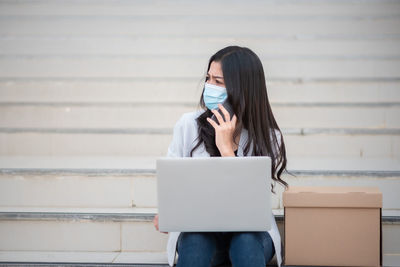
[207,103,238,157]
[153,214,167,234]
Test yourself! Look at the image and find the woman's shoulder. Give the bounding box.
[171,110,205,142]
[271,128,283,149]
[175,109,204,128]
[168,110,204,157]
[273,128,282,139]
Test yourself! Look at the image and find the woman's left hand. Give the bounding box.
[207,103,238,157]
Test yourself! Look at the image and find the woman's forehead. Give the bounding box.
[208,61,224,78]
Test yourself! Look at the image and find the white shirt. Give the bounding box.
[164,109,282,267]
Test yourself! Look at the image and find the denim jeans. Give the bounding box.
[176,232,275,267]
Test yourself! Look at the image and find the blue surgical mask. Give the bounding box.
[203,83,227,110]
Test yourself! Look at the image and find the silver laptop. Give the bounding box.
[156,156,272,232]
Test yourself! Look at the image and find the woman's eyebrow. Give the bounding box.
[207,73,224,79]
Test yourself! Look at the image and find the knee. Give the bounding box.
[230,232,263,252]
[229,233,265,263]
[177,233,217,266]
[178,232,217,252]
[229,232,275,265]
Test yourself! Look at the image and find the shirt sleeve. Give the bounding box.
[271,129,283,166]
[275,129,282,149]
[166,115,185,157]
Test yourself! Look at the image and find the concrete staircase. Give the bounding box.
[0,160,399,266]
[0,0,400,266]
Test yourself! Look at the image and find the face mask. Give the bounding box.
[203,82,227,110]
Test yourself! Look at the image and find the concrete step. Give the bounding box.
[0,209,168,265]
[0,262,167,267]
[2,38,400,57]
[1,156,399,210]
[1,56,400,80]
[0,14,399,37]
[0,131,398,158]
[0,263,168,267]
[1,80,399,104]
[1,103,399,129]
[0,207,398,266]
[0,208,167,253]
[1,0,399,16]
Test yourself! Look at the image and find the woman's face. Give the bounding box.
[206,61,225,88]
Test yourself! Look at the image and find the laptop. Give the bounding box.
[156,156,272,232]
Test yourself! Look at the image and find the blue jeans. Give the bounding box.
[176,232,275,267]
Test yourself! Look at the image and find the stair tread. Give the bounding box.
[0,207,158,214]
[0,207,284,219]
[0,156,157,171]
[1,156,399,173]
[0,251,168,265]
[0,207,399,222]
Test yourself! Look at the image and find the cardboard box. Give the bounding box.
[283,186,382,267]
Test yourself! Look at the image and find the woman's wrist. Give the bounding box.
[220,147,235,157]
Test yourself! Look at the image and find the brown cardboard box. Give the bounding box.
[283,186,382,267]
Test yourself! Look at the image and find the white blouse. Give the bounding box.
[164,109,282,267]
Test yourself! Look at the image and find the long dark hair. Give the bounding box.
[190,46,289,191]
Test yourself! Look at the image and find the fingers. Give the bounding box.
[208,104,237,131]
[218,103,231,122]
[231,114,237,127]
[153,214,159,231]
[153,214,168,234]
[206,116,219,129]
[211,108,225,125]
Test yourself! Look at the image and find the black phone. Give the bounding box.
[211,100,235,124]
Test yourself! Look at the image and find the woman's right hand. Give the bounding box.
[153,214,168,234]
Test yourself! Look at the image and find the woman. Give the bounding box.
[153,46,289,267]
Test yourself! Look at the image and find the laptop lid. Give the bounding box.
[156,156,272,232]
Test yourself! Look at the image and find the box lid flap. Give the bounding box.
[283,186,382,208]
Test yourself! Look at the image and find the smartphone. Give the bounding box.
[211,100,235,123]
